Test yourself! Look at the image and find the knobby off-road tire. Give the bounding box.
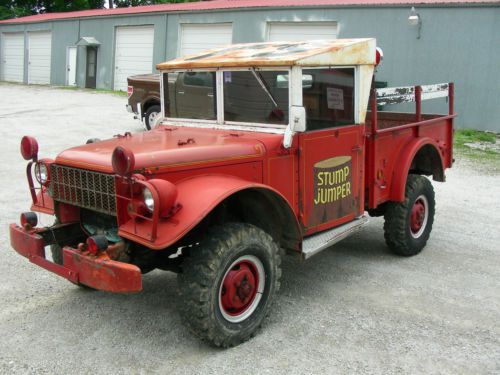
[177,223,282,347]
[144,105,161,130]
[384,174,435,256]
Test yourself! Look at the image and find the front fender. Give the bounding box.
[118,174,299,250]
[390,137,444,202]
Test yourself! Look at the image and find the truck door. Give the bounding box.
[298,68,364,233]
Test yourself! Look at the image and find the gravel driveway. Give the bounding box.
[0,83,499,374]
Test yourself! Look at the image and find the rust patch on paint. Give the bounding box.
[157,39,376,70]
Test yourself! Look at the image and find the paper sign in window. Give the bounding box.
[327,87,344,110]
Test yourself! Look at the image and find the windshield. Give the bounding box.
[164,72,217,120]
[224,70,289,125]
[162,70,289,127]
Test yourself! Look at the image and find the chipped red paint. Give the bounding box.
[55,126,267,174]
[9,224,142,293]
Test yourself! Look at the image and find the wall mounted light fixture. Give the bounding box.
[408,7,422,39]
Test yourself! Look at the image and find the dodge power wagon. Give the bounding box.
[10,39,455,347]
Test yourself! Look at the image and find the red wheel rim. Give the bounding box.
[219,255,265,323]
[410,195,428,238]
[221,261,258,315]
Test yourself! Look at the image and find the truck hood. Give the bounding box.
[55,126,279,173]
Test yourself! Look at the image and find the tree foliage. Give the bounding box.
[113,0,197,7]
[0,0,196,20]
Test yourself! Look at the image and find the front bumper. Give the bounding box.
[9,223,142,293]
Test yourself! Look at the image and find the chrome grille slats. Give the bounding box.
[49,164,116,215]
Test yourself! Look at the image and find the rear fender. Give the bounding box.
[118,175,301,250]
[390,137,445,202]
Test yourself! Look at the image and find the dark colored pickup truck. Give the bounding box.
[126,74,161,130]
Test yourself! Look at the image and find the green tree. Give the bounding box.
[113,0,197,7]
[0,0,36,20]
[0,0,193,19]
[0,0,105,19]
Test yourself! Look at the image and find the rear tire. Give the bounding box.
[144,105,161,130]
[383,174,435,256]
[177,223,281,347]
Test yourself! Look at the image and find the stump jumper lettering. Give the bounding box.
[314,156,352,205]
[315,166,351,204]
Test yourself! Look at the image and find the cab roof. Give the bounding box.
[156,38,376,70]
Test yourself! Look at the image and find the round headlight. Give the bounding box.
[34,162,49,185]
[143,186,154,213]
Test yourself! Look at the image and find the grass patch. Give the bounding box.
[454,129,496,146]
[93,88,128,97]
[57,85,127,97]
[453,129,500,169]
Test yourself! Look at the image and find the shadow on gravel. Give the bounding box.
[10,222,404,354]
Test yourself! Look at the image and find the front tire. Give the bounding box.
[177,223,281,347]
[384,174,435,256]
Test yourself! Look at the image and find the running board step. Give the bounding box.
[302,216,369,259]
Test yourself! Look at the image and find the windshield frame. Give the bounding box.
[160,66,292,134]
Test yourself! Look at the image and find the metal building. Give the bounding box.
[0,0,499,131]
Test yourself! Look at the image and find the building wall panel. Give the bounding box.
[0,6,499,131]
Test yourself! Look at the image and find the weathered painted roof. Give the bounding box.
[0,0,498,25]
[157,39,376,70]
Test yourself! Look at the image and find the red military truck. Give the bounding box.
[10,39,454,347]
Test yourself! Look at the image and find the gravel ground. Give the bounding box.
[0,83,499,375]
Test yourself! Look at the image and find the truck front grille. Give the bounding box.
[49,164,117,215]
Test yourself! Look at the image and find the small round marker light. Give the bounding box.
[20,136,39,161]
[112,146,135,176]
[20,212,38,228]
[375,47,384,66]
[86,235,109,255]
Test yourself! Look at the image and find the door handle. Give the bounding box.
[207,93,214,98]
[177,91,185,95]
[351,145,362,153]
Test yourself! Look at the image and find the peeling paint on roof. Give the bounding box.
[0,0,498,25]
[156,39,376,69]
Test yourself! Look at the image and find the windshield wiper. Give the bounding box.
[250,68,278,107]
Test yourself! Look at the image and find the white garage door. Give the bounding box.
[114,25,154,91]
[268,22,337,42]
[179,23,232,57]
[28,31,52,84]
[1,33,24,82]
